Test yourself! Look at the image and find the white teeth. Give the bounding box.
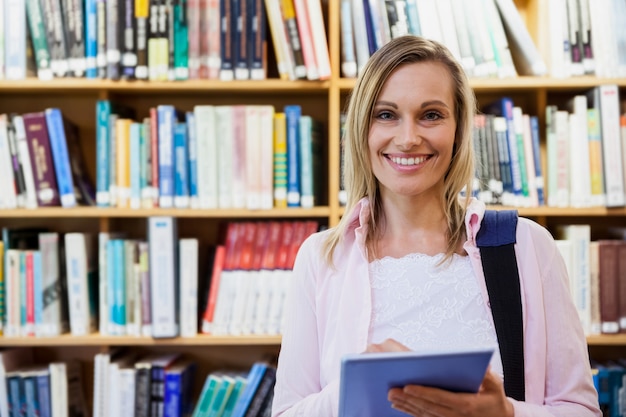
[390,156,427,165]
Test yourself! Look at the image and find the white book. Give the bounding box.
[93,353,110,417]
[449,0,476,76]
[305,0,331,80]
[97,232,123,336]
[148,216,179,338]
[259,105,276,210]
[539,0,571,78]
[494,0,547,75]
[215,106,234,209]
[577,0,595,74]
[245,106,262,210]
[434,0,461,61]
[118,367,137,417]
[416,0,443,44]
[483,0,517,78]
[293,0,320,80]
[4,0,26,79]
[553,110,571,207]
[65,233,97,336]
[179,238,199,338]
[193,105,219,209]
[0,115,17,209]
[566,95,592,208]
[13,115,37,208]
[555,239,574,296]
[565,0,585,76]
[469,0,499,77]
[49,362,69,417]
[125,240,141,336]
[612,0,626,77]
[231,106,247,209]
[557,225,591,335]
[4,249,21,337]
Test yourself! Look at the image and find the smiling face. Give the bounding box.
[368,61,457,202]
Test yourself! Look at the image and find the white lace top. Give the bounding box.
[368,252,504,379]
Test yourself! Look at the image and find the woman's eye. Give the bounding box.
[376,111,394,120]
[424,111,443,121]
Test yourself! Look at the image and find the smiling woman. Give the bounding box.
[271,35,601,417]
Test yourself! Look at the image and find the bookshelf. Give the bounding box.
[1,0,625,410]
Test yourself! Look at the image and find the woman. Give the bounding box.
[272,35,601,417]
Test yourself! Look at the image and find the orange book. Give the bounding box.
[115,118,132,208]
[201,245,226,334]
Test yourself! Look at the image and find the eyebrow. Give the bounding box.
[374,100,451,109]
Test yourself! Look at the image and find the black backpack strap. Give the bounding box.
[475,210,525,401]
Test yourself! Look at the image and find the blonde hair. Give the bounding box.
[323,35,477,264]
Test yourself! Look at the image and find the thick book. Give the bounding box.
[338,348,494,417]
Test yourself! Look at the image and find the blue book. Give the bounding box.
[163,359,197,417]
[173,122,189,208]
[23,371,41,417]
[130,122,142,208]
[185,112,199,208]
[36,370,52,417]
[45,108,77,208]
[4,0,26,80]
[221,376,247,417]
[284,105,302,207]
[84,0,98,78]
[230,362,269,417]
[157,105,176,208]
[219,0,235,80]
[247,0,266,80]
[6,372,22,417]
[361,0,377,55]
[139,121,150,205]
[404,0,421,35]
[529,116,545,206]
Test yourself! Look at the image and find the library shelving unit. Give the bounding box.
[1,0,625,406]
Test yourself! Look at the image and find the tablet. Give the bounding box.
[338,347,495,417]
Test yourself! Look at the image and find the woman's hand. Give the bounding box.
[388,370,514,417]
[365,338,411,353]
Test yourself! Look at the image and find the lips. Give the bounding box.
[386,155,431,166]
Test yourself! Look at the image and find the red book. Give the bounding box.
[598,240,619,334]
[149,107,159,207]
[201,244,226,334]
[22,112,61,206]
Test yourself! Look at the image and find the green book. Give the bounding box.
[221,376,247,417]
[192,373,222,417]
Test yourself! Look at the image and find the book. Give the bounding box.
[284,105,302,207]
[12,115,38,209]
[298,115,323,208]
[242,366,276,417]
[178,238,198,337]
[0,115,18,209]
[304,0,331,79]
[230,362,270,417]
[44,109,76,208]
[163,358,196,417]
[157,105,177,208]
[493,0,547,76]
[64,233,97,336]
[597,240,619,334]
[148,216,179,338]
[273,112,288,208]
[193,105,218,209]
[25,0,54,80]
[282,0,307,79]
[248,0,267,80]
[339,0,356,78]
[338,348,494,417]
[0,348,35,417]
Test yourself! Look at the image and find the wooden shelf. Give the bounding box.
[0,206,332,218]
[0,334,282,347]
[587,335,626,346]
[0,78,332,93]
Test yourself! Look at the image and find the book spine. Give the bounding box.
[193,105,218,209]
[69,0,87,76]
[84,0,98,77]
[135,0,150,79]
[148,216,179,337]
[65,233,95,335]
[258,105,275,209]
[187,0,200,78]
[4,0,27,79]
[96,0,107,77]
[122,0,137,78]
[284,105,301,207]
[281,0,306,79]
[206,0,221,78]
[130,122,142,208]
[149,107,160,206]
[13,116,38,209]
[178,238,198,337]
[339,0,356,78]
[44,108,76,208]
[529,116,545,206]
[96,100,112,206]
[6,119,27,208]
[273,112,287,208]
[215,106,234,209]
[25,0,54,80]
[248,0,266,80]
[173,122,190,208]
[173,0,189,80]
[157,105,175,208]
[38,233,63,336]
[106,0,122,79]
[0,117,18,209]
[185,112,199,208]
[36,372,52,417]
[138,241,151,336]
[166,0,175,79]
[293,0,319,79]
[41,0,70,77]
[305,0,331,79]
[219,0,235,80]
[116,118,132,208]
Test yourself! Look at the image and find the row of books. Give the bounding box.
[0,110,95,210]
[0,347,276,417]
[545,85,626,209]
[96,101,324,211]
[471,84,626,209]
[554,224,626,337]
[0,349,90,417]
[340,0,545,78]
[0,219,319,339]
[592,359,626,417]
[539,0,626,79]
[7,0,331,81]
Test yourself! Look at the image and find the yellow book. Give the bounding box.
[116,119,132,208]
[273,112,288,208]
[0,241,3,335]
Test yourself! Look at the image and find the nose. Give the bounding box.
[394,119,422,149]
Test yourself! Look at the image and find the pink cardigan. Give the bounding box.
[272,198,601,417]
